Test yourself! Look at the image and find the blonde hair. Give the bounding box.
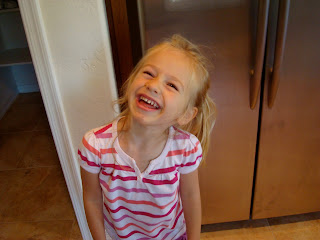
[116,34,216,160]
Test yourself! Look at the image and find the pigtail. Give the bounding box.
[181,92,216,161]
[196,94,216,160]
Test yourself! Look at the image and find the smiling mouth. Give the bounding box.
[138,95,160,109]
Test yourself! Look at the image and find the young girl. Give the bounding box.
[78,35,216,240]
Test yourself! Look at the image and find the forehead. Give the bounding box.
[143,47,194,87]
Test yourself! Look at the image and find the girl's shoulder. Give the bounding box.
[82,119,118,146]
[169,126,203,174]
[78,119,121,173]
[171,127,202,151]
[171,126,201,150]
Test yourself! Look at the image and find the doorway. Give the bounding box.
[0,4,81,238]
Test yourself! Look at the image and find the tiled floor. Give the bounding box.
[0,92,82,240]
[1,93,319,240]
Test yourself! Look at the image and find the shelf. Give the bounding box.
[0,8,19,14]
[0,48,32,67]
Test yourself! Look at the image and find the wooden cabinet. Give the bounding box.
[105,0,320,224]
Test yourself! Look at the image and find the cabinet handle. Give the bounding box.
[268,0,290,108]
[250,0,270,109]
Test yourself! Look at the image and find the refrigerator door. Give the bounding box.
[140,0,260,223]
[253,0,320,219]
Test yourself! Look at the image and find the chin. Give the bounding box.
[129,111,151,125]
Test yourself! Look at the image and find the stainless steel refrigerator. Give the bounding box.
[131,0,320,224]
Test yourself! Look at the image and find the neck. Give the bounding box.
[118,115,169,146]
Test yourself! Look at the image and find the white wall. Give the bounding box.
[25,1,119,238]
[38,0,118,153]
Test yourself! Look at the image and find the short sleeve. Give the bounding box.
[77,130,101,174]
[178,134,203,174]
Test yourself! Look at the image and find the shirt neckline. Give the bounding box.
[113,117,174,177]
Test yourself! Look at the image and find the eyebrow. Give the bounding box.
[143,64,185,91]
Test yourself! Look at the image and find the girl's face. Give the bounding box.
[127,47,198,129]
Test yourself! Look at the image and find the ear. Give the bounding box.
[177,107,198,126]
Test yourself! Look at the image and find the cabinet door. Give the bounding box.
[139,0,259,224]
[252,0,320,219]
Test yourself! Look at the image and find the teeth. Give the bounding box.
[140,96,159,108]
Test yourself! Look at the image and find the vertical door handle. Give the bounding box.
[268,0,290,108]
[250,0,270,109]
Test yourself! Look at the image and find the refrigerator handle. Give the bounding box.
[268,0,290,108]
[250,0,270,109]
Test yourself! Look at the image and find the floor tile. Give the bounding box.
[34,109,51,130]
[0,220,74,240]
[12,92,43,105]
[0,132,33,171]
[0,166,75,222]
[16,130,59,168]
[201,219,275,240]
[0,104,43,133]
[268,212,320,240]
[69,220,83,240]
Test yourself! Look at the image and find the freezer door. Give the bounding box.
[253,0,320,219]
[140,0,260,224]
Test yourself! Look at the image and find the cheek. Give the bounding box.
[174,95,193,116]
[168,97,188,115]
[128,81,141,97]
[132,77,145,86]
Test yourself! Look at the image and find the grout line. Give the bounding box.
[266,218,278,240]
[0,130,36,135]
[0,165,62,172]
[14,129,54,168]
[0,219,75,224]
[16,130,38,167]
[68,220,77,240]
[0,129,50,135]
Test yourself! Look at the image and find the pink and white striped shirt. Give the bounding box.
[78,118,202,240]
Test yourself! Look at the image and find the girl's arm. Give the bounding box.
[81,168,106,240]
[180,169,202,240]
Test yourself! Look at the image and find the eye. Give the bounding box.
[167,83,178,91]
[143,71,154,77]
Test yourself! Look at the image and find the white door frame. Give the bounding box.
[18,1,92,239]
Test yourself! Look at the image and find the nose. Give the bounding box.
[145,78,161,94]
